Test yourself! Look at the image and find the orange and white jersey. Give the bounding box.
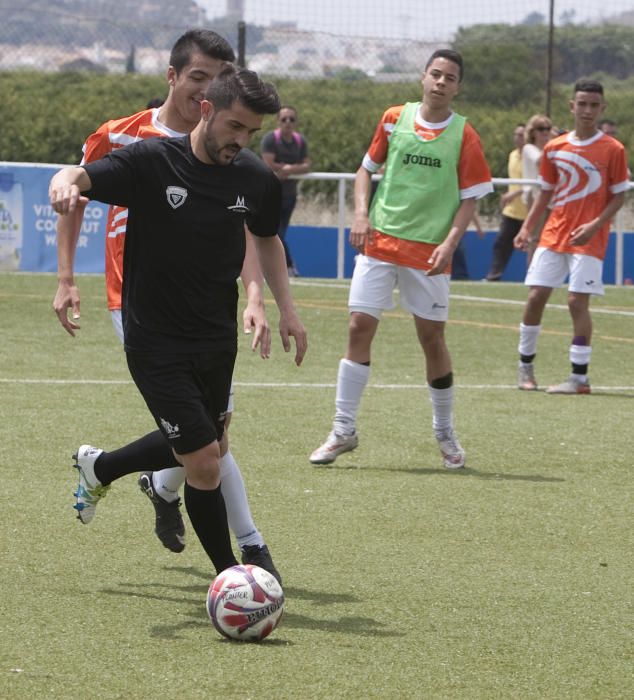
[361,105,492,270]
[538,131,629,260]
[81,108,185,310]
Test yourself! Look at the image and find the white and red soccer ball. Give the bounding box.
[207,564,285,641]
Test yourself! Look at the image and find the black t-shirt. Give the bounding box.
[260,130,308,198]
[83,136,281,353]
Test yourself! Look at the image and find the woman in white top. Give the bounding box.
[522,114,553,263]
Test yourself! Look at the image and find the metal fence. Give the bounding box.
[2,1,634,81]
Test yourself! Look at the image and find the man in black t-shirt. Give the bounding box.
[261,106,310,276]
[50,65,308,577]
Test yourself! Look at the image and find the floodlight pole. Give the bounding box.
[237,21,246,67]
[546,0,555,116]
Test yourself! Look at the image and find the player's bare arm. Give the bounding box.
[350,166,373,252]
[50,168,92,334]
[53,201,88,336]
[241,226,271,358]
[514,189,553,251]
[427,198,476,276]
[569,192,625,246]
[252,234,307,366]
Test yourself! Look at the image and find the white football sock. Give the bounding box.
[220,450,264,549]
[153,466,185,503]
[429,384,454,435]
[518,323,541,358]
[333,358,370,435]
[570,343,592,368]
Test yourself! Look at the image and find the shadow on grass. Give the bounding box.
[100,575,399,640]
[314,462,565,482]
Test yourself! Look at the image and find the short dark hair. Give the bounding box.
[205,64,281,115]
[425,49,464,82]
[598,118,616,128]
[573,79,603,96]
[169,29,235,73]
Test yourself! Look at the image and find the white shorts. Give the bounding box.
[110,309,235,413]
[348,254,450,321]
[525,247,605,296]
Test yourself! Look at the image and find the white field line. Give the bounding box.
[2,378,633,392]
[291,279,634,317]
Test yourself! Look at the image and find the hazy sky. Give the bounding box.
[199,1,634,39]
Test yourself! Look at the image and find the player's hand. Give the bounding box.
[49,181,81,215]
[53,279,81,336]
[349,215,372,253]
[279,312,307,366]
[569,221,598,246]
[514,226,530,251]
[243,299,271,359]
[426,242,453,276]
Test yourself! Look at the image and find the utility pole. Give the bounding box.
[546,0,555,116]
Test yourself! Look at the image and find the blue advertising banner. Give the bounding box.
[0,162,107,273]
[2,161,632,283]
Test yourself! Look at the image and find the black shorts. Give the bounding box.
[126,347,236,455]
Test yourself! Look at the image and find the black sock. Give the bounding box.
[520,354,536,364]
[94,430,179,486]
[184,482,238,575]
[572,363,588,376]
[430,372,453,390]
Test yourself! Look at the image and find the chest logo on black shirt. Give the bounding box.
[166,186,188,209]
[227,195,250,214]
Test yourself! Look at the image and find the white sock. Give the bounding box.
[153,467,185,503]
[570,343,592,368]
[428,385,454,435]
[518,323,541,359]
[220,450,264,549]
[333,358,370,435]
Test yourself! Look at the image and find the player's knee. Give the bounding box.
[568,293,589,316]
[348,312,377,341]
[181,442,221,488]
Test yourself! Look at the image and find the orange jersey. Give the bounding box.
[538,131,629,260]
[362,105,492,270]
[81,109,186,310]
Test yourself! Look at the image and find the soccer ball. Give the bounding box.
[207,564,285,642]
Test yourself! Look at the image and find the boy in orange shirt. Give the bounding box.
[310,49,492,468]
[514,79,629,394]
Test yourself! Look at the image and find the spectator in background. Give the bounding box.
[598,119,618,138]
[521,114,552,264]
[599,119,631,178]
[485,124,528,281]
[261,106,311,277]
[451,213,484,280]
[146,97,165,109]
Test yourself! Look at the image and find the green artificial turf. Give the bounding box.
[1,273,632,699]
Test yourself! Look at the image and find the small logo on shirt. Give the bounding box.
[585,280,596,286]
[227,195,249,213]
[166,186,188,209]
[160,417,180,439]
[432,302,447,310]
[403,153,442,168]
